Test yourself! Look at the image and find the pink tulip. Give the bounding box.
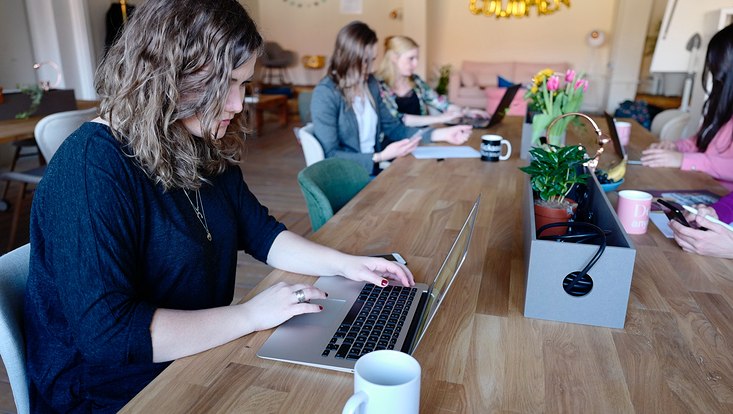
[546,75,560,91]
[565,69,575,83]
[574,79,584,90]
[582,79,589,92]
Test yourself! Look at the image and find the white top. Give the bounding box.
[353,93,378,154]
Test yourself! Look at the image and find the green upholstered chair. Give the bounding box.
[297,158,370,232]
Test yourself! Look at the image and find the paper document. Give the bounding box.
[649,211,674,238]
[412,146,481,159]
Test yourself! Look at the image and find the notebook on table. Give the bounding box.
[257,195,481,372]
[446,84,521,129]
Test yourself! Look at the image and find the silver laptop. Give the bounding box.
[257,196,480,372]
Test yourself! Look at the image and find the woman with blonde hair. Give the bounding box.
[24,1,413,411]
[312,22,472,174]
[376,35,488,127]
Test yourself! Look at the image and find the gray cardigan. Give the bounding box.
[311,75,432,172]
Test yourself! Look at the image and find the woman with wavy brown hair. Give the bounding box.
[24,1,413,411]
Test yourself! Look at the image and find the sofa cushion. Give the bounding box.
[457,86,485,99]
[514,62,570,84]
[485,87,527,116]
[498,75,515,87]
[476,73,496,87]
[462,61,513,78]
[461,71,477,87]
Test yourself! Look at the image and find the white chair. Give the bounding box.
[0,243,31,414]
[659,112,691,142]
[650,109,685,138]
[1,107,97,251]
[297,123,325,167]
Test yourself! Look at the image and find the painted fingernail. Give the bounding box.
[381,279,389,287]
[319,305,323,311]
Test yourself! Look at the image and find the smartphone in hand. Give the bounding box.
[656,198,694,228]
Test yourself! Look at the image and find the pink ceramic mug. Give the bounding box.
[616,190,652,234]
[615,121,631,146]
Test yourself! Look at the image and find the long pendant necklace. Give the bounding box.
[184,189,212,241]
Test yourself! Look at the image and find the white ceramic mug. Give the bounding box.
[480,134,512,161]
[342,350,421,414]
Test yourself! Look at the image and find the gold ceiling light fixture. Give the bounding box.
[469,0,571,19]
[120,0,128,22]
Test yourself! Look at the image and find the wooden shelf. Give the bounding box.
[635,93,681,110]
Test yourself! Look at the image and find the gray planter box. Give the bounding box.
[522,171,636,328]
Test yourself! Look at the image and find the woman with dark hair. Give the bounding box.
[24,1,412,411]
[311,21,472,174]
[642,23,733,190]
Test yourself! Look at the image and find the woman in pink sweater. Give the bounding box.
[642,24,733,191]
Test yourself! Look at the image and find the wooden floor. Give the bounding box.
[0,121,310,413]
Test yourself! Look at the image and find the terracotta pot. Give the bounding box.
[534,198,577,237]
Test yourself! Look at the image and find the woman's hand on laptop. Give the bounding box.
[239,282,327,332]
[647,141,677,150]
[339,255,415,287]
[640,148,683,168]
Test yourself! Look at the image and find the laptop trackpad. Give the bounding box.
[289,298,347,327]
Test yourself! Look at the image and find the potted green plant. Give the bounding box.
[435,64,451,96]
[519,144,589,236]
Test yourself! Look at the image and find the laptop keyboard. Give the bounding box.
[321,284,417,360]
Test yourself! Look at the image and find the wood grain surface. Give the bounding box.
[0,100,98,145]
[122,116,733,413]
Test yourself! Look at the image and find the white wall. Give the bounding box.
[0,0,37,88]
[255,0,404,85]
[425,1,616,112]
[606,0,654,113]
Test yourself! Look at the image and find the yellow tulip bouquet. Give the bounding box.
[525,68,588,146]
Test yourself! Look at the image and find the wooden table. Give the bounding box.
[245,94,289,133]
[0,100,99,145]
[122,117,733,413]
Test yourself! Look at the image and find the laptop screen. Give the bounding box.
[604,112,627,159]
[488,84,521,127]
[410,196,480,352]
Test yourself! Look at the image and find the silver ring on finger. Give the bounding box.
[294,289,307,304]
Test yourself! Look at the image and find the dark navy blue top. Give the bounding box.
[24,122,286,412]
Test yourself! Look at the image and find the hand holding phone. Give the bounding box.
[656,198,694,228]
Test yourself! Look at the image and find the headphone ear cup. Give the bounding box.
[563,271,594,296]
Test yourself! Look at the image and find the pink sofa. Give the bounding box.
[448,61,571,113]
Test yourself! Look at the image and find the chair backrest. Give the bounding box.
[659,112,691,141]
[298,123,325,167]
[297,91,313,124]
[650,108,685,138]
[297,158,370,232]
[0,243,31,414]
[34,107,98,161]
